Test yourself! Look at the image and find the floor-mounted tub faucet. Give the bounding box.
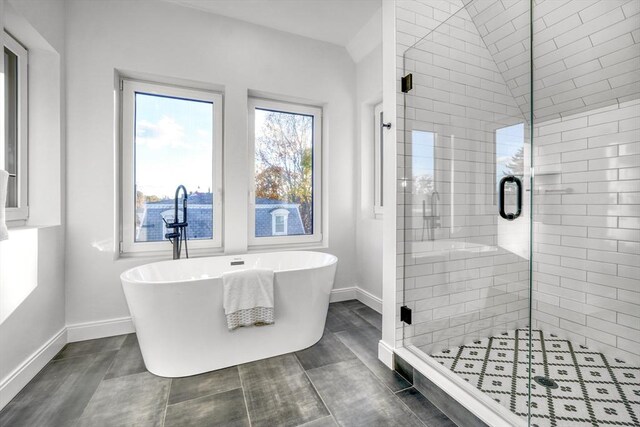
[163,185,189,259]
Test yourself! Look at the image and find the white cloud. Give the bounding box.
[136,116,188,149]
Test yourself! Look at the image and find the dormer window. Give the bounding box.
[271,208,289,236]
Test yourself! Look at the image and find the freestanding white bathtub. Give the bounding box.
[120,251,338,377]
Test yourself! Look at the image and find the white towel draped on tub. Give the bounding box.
[222,268,274,330]
[0,170,9,241]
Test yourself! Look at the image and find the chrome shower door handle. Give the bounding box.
[499,175,522,221]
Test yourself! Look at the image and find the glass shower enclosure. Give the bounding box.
[400,0,639,426]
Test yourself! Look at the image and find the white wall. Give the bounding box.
[0,0,66,409]
[64,0,358,327]
[355,45,383,302]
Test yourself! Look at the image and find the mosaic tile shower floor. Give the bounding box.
[430,329,640,426]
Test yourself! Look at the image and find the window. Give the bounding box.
[412,130,436,202]
[271,208,289,236]
[412,130,439,239]
[3,32,28,222]
[374,103,383,215]
[121,79,223,253]
[495,123,525,202]
[248,98,322,245]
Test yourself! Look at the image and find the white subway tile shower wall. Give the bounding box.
[396,0,465,349]
[396,0,531,353]
[532,99,640,365]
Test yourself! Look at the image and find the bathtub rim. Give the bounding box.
[120,250,338,285]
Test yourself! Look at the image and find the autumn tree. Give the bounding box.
[255,111,313,233]
[256,166,285,201]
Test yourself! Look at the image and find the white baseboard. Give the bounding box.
[329,286,357,302]
[378,339,394,368]
[66,317,135,343]
[356,287,382,313]
[330,286,382,314]
[0,327,67,410]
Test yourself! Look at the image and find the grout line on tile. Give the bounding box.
[161,378,172,427]
[293,352,337,426]
[238,367,253,427]
[390,385,430,427]
[394,385,415,394]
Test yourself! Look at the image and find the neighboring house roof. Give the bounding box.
[136,193,305,241]
[254,198,305,237]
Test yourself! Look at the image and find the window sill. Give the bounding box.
[5,223,61,231]
[247,240,328,253]
[117,246,225,261]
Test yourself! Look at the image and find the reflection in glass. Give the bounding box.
[4,47,18,208]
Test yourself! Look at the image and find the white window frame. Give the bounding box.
[248,98,322,246]
[3,31,29,222]
[374,102,383,216]
[120,78,223,254]
[271,208,289,236]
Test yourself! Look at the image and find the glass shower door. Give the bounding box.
[400,0,533,423]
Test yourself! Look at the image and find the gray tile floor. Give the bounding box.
[0,300,457,427]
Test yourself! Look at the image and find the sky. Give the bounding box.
[412,130,435,178]
[135,93,213,199]
[496,123,525,178]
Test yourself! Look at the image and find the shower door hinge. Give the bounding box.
[401,306,412,325]
[401,73,413,93]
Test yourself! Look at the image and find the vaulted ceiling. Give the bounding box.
[465,0,640,122]
[164,0,381,61]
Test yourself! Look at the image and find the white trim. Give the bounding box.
[377,339,394,369]
[356,287,382,313]
[395,347,526,427]
[329,286,357,302]
[373,102,383,215]
[328,286,382,314]
[248,97,323,246]
[66,317,135,343]
[0,328,66,410]
[380,0,398,369]
[3,31,29,222]
[255,203,299,209]
[120,78,224,254]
